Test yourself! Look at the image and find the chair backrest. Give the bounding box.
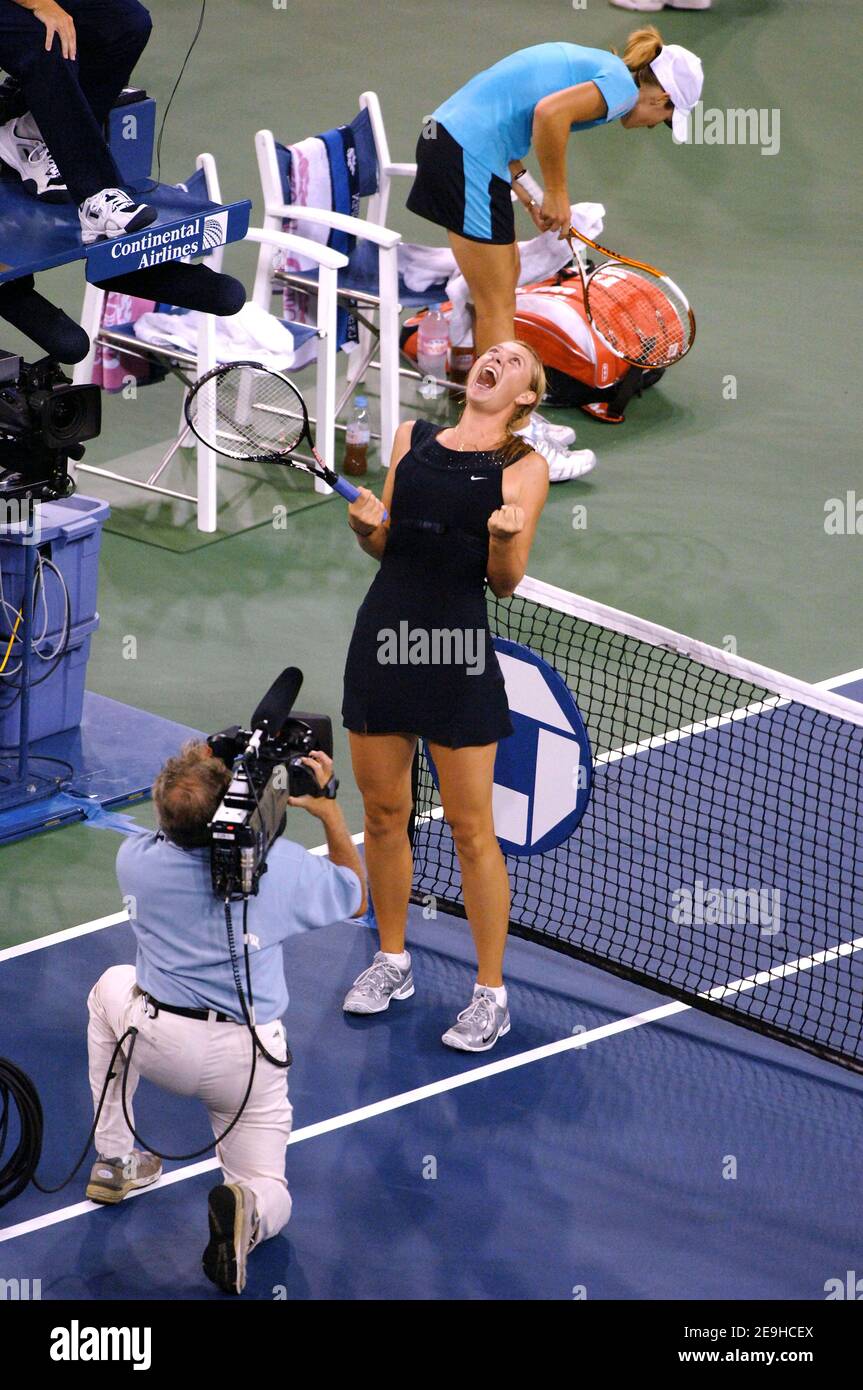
[358,91,399,229]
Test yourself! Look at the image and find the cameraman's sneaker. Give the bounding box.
[203,1183,258,1295]
[442,986,510,1052]
[0,117,66,201]
[343,950,414,1015]
[85,1150,162,1204]
[79,187,157,244]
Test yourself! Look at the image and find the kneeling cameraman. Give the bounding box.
[86,739,366,1295]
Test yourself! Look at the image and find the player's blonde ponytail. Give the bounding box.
[620,26,665,87]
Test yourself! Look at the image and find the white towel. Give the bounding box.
[133,302,296,370]
[275,136,333,324]
[399,203,605,293]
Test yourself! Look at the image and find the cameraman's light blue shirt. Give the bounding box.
[116,830,362,1024]
[432,43,638,182]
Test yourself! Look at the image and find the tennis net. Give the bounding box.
[410,575,863,1074]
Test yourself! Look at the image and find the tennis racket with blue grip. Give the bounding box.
[185,360,386,515]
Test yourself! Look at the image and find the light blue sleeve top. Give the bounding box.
[116,829,363,1024]
[431,43,638,181]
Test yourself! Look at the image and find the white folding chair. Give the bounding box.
[73,153,348,532]
[255,91,450,470]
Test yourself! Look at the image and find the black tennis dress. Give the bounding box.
[342,419,527,748]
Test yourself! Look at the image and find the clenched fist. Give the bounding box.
[348,487,387,536]
[488,504,525,540]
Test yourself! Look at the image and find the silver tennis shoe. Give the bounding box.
[442,987,511,1052]
[343,951,414,1014]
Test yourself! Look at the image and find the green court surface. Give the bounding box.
[0,0,860,947]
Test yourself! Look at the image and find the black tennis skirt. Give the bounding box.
[406,122,515,246]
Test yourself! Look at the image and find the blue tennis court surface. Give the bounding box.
[2,778,862,1301]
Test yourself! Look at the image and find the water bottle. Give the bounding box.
[417,309,449,396]
[343,395,370,477]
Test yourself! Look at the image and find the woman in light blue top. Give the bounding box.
[407,26,703,355]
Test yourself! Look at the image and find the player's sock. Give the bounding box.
[382,949,410,969]
[476,982,507,1007]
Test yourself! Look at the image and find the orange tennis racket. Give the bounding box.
[567,227,696,370]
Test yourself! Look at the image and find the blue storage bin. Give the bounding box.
[0,613,101,748]
[0,495,110,638]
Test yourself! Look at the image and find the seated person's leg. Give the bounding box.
[64,0,153,127]
[0,274,91,362]
[0,0,119,204]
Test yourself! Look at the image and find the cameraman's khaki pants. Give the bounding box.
[87,964,293,1244]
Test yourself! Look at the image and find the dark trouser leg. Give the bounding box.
[94,263,246,317]
[0,0,151,203]
[0,275,91,362]
[63,0,152,126]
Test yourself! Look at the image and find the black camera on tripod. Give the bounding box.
[207,668,338,900]
[0,352,101,503]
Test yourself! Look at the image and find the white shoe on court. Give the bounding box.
[78,187,157,244]
[515,412,577,449]
[531,436,597,483]
[609,0,711,11]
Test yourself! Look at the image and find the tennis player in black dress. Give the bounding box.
[341,341,549,1051]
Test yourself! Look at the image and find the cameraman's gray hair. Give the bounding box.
[152,740,232,847]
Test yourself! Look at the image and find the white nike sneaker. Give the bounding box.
[608,0,711,8]
[0,117,67,201]
[531,435,597,483]
[515,411,577,449]
[78,187,158,244]
[607,0,666,10]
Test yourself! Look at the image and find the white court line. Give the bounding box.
[5,922,863,1247]
[0,833,367,965]
[3,667,859,966]
[0,997,690,1245]
[818,666,863,689]
[0,911,127,963]
[1,672,860,1240]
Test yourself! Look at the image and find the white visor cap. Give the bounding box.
[649,44,704,141]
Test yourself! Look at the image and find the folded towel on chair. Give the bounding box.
[132,301,295,369]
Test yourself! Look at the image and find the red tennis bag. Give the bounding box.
[401,267,666,424]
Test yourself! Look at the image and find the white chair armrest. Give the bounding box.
[272,203,401,250]
[245,225,349,271]
[385,163,418,178]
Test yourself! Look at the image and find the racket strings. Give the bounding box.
[188,366,305,461]
[586,264,693,368]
